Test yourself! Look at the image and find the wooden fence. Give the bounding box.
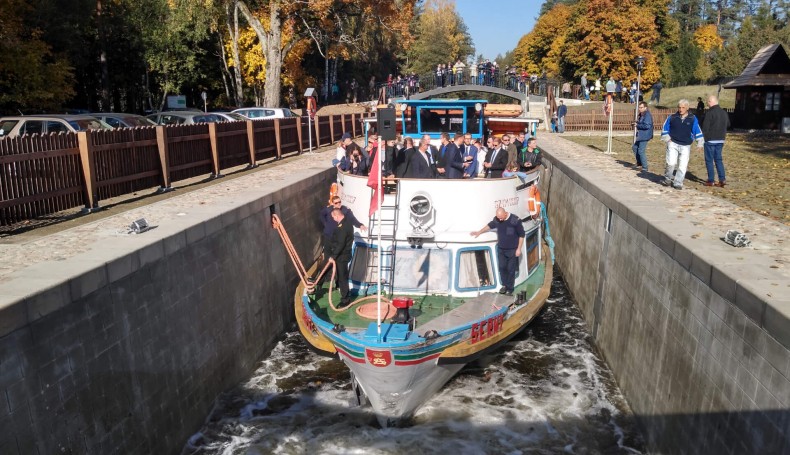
[0,113,372,226]
[563,107,733,132]
[563,108,676,132]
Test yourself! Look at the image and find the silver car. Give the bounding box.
[0,114,111,138]
[146,111,224,125]
[90,113,156,128]
[212,112,248,122]
[231,107,297,120]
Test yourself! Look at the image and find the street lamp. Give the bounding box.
[633,56,646,144]
[304,87,317,153]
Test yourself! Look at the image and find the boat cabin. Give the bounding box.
[363,99,540,145]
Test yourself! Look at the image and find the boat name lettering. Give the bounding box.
[471,314,505,344]
[341,194,356,204]
[494,197,519,209]
[365,348,392,367]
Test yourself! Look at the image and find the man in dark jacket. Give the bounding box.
[483,136,508,178]
[517,137,541,172]
[408,138,436,178]
[631,101,653,172]
[470,207,525,296]
[328,208,355,307]
[445,133,466,179]
[317,197,365,288]
[701,95,730,187]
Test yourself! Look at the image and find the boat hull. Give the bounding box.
[296,245,553,425]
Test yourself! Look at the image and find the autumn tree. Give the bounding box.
[513,3,573,77]
[564,0,663,85]
[404,0,474,76]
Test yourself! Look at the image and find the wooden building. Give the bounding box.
[723,43,790,131]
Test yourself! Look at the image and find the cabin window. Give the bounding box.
[765,92,781,111]
[457,248,495,291]
[415,107,481,135]
[392,248,451,292]
[526,230,540,273]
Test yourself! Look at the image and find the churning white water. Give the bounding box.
[184,273,644,455]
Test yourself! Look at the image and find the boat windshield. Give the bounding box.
[403,105,481,136]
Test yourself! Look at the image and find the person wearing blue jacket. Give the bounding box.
[660,99,704,190]
[631,101,653,172]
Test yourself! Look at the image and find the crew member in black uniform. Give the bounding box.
[470,207,525,296]
[328,208,355,307]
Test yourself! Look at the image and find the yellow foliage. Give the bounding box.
[513,4,572,76]
[694,24,723,52]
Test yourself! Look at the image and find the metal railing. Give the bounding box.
[375,68,559,100]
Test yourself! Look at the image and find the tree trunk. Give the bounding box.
[263,1,284,107]
[97,0,111,111]
[231,3,244,106]
[324,53,330,103]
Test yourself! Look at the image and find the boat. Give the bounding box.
[274,98,554,427]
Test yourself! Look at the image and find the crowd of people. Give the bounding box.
[378,60,551,99]
[332,131,541,181]
[574,73,655,103]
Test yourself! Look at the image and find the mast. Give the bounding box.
[376,142,383,340]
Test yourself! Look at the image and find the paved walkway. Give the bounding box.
[540,133,789,286]
[0,146,340,283]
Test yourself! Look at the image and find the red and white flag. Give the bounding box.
[367,144,382,217]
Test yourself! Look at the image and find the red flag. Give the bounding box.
[367,144,381,217]
[603,94,613,117]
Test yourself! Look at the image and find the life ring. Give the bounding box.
[527,185,541,217]
[328,183,338,205]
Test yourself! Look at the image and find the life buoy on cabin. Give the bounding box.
[527,185,541,217]
[328,183,338,205]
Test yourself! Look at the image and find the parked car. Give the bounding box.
[90,113,156,128]
[212,112,248,122]
[231,107,297,120]
[146,111,224,125]
[0,114,111,138]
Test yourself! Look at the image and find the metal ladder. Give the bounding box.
[366,180,399,297]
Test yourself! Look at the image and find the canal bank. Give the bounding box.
[0,135,787,454]
[539,135,789,454]
[0,151,339,454]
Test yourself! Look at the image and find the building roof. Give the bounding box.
[723,43,790,88]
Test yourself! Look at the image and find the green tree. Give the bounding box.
[668,31,702,84]
[404,0,474,76]
[0,0,75,113]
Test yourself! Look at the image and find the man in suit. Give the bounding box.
[421,133,439,160]
[462,133,478,178]
[328,208,355,307]
[433,132,450,178]
[408,138,436,178]
[445,133,466,179]
[503,134,518,164]
[483,136,508,178]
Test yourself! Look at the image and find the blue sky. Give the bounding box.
[455,0,543,60]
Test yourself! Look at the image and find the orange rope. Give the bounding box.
[272,213,386,313]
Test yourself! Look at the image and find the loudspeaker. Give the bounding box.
[378,107,397,140]
[304,87,316,97]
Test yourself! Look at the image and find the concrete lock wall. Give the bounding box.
[0,168,335,454]
[540,138,789,455]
